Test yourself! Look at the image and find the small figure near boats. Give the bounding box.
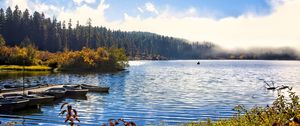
[197,61,200,65]
[59,103,80,125]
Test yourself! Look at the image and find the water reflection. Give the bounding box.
[0,60,299,125]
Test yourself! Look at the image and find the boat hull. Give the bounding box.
[26,95,55,106]
[44,92,65,99]
[0,98,29,113]
[44,88,66,99]
[65,89,88,96]
[81,84,109,92]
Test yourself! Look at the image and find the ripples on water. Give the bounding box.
[0,60,300,125]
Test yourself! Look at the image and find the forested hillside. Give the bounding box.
[0,6,299,60]
[0,6,215,60]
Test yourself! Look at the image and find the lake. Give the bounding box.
[0,60,300,125]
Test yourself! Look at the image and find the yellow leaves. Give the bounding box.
[297,113,300,119]
[290,121,300,126]
[0,45,128,71]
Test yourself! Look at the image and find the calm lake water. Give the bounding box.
[0,60,300,125]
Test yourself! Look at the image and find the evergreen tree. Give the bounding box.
[0,34,5,46]
[86,18,92,48]
[0,8,5,35]
[4,7,13,44]
[0,6,220,59]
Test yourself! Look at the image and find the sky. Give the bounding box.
[0,0,299,50]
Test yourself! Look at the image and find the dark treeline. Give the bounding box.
[0,6,215,60]
[0,6,299,60]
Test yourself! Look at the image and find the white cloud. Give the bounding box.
[111,0,300,50]
[3,0,61,18]
[187,7,197,15]
[137,7,144,13]
[58,0,110,26]
[73,0,96,5]
[2,0,300,50]
[5,0,29,11]
[145,2,159,14]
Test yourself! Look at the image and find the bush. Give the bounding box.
[0,45,128,72]
[185,89,300,126]
[52,47,128,72]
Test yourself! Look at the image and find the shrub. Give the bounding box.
[0,45,128,72]
[185,89,300,126]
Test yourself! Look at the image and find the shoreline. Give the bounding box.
[0,65,52,71]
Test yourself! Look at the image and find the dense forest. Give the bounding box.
[0,6,299,60]
[0,6,215,60]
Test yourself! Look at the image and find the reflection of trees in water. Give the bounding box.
[105,70,129,94]
[0,71,52,87]
[0,71,51,80]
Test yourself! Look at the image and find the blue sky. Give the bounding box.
[0,0,273,20]
[1,0,299,49]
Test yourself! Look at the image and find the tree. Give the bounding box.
[20,9,30,41]
[0,34,5,46]
[21,36,33,47]
[86,18,92,48]
[0,8,5,34]
[0,6,219,59]
[67,19,72,49]
[4,7,13,44]
[62,20,68,50]
[12,5,22,43]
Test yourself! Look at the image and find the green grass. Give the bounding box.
[0,65,52,71]
[183,89,300,126]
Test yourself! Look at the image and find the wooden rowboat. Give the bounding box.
[63,85,88,96]
[2,93,55,106]
[44,88,66,99]
[0,96,29,113]
[80,84,109,92]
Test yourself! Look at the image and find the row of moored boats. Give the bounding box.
[0,84,109,113]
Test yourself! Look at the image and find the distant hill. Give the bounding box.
[0,6,298,60]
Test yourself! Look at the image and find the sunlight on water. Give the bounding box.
[128,60,148,66]
[0,60,300,125]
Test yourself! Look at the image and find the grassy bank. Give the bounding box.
[0,45,128,72]
[0,65,52,71]
[184,90,300,126]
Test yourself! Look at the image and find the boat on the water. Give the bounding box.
[44,88,66,99]
[0,96,29,113]
[0,86,23,93]
[80,84,109,92]
[26,94,55,105]
[0,84,48,93]
[63,85,88,96]
[2,93,54,106]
